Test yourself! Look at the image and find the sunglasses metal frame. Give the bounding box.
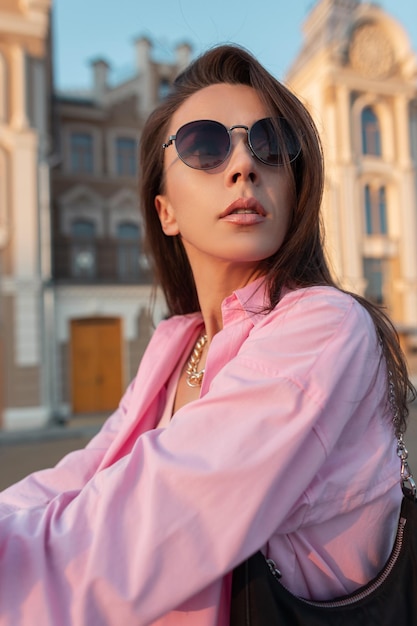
[162,118,301,170]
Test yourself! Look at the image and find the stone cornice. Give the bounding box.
[0,3,50,42]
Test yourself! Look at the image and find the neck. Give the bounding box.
[191,261,263,341]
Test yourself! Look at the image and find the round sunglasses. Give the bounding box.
[162,117,301,170]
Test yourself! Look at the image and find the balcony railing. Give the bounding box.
[53,237,153,285]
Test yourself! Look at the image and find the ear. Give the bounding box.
[154,194,180,236]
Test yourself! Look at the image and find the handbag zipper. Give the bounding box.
[268,516,407,609]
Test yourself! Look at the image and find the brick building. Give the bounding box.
[49,38,191,420]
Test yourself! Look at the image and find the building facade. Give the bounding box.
[286,0,417,347]
[50,38,191,420]
[0,15,191,429]
[0,0,52,429]
[1,0,416,430]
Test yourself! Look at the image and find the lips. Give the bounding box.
[220,197,267,218]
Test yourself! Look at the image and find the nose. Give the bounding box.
[225,126,259,185]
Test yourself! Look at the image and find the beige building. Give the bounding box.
[0,0,52,429]
[287,0,417,346]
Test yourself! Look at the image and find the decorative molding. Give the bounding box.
[55,284,156,342]
[19,0,51,14]
[0,10,49,40]
[59,184,104,237]
[108,187,141,236]
[107,187,138,211]
[349,23,395,79]
[362,236,398,258]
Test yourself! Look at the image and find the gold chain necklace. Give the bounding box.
[186,334,208,388]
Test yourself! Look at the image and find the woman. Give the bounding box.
[0,45,415,625]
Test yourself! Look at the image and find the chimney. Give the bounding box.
[175,42,192,72]
[135,36,152,73]
[91,58,110,104]
[134,36,153,114]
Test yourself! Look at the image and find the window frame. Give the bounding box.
[364,183,388,236]
[361,106,382,157]
[115,136,137,177]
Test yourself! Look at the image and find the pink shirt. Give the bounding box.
[0,281,402,625]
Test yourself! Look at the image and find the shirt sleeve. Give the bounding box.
[0,378,136,513]
[0,290,390,625]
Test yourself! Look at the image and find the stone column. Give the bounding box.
[10,45,29,130]
[336,85,365,294]
[394,95,417,332]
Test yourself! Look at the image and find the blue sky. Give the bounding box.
[53,0,417,90]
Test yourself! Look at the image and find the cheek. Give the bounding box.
[165,175,208,223]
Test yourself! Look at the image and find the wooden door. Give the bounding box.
[71,317,123,414]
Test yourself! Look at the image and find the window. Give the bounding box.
[116,137,137,176]
[71,219,96,277]
[72,220,95,238]
[70,133,94,173]
[361,107,381,156]
[117,222,140,279]
[364,184,388,235]
[363,258,385,305]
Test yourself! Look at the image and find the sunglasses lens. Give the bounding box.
[175,120,230,170]
[251,118,301,165]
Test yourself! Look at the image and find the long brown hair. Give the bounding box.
[139,44,415,432]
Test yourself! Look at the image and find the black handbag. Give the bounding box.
[230,436,417,625]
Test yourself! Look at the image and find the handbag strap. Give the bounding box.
[388,364,417,499]
[397,435,417,499]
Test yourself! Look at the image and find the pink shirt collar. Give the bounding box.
[221,276,269,327]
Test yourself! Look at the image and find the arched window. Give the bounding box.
[117,222,139,239]
[72,219,96,238]
[364,184,387,235]
[71,219,96,277]
[361,107,381,156]
[117,221,140,280]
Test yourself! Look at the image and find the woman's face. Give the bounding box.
[155,83,293,278]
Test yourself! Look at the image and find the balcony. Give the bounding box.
[53,236,153,285]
